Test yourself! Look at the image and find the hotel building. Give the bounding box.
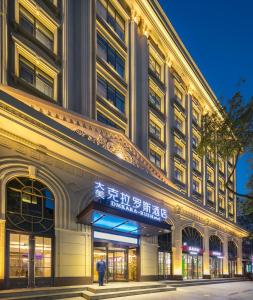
[0,0,249,289]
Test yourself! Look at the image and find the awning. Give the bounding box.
[77,201,171,236]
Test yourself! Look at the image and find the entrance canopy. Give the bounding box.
[77,201,171,236]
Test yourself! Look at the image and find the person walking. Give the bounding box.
[96,256,106,286]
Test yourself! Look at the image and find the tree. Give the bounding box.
[196,92,253,218]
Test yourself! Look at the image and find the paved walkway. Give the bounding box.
[62,281,253,300]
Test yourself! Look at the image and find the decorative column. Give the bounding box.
[165,57,172,178]
[0,0,7,84]
[0,220,5,281]
[187,90,193,197]
[223,234,229,277]
[129,12,140,145]
[237,238,243,275]
[203,226,210,278]
[138,22,149,154]
[172,223,183,279]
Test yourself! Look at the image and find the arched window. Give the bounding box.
[6,177,54,234]
[209,235,223,253]
[182,227,203,248]
[228,241,237,259]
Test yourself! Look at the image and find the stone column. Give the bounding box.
[187,92,193,197]
[128,13,139,145]
[172,224,183,279]
[237,238,243,275]
[223,235,229,277]
[0,220,5,281]
[165,58,172,177]
[215,153,219,212]
[203,226,210,278]
[138,25,149,154]
[0,0,7,84]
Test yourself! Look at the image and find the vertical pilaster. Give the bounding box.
[237,238,243,275]
[233,160,237,223]
[129,14,139,144]
[225,160,229,219]
[62,0,69,109]
[223,235,229,276]
[172,224,183,279]
[203,226,210,278]
[0,0,7,84]
[187,93,193,197]
[168,72,175,180]
[0,220,5,280]
[215,154,219,212]
[203,155,207,206]
[165,59,172,178]
[138,28,149,154]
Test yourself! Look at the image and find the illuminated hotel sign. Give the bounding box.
[94,181,168,222]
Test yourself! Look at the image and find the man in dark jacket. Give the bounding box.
[96,256,106,286]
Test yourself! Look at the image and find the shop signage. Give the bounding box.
[182,245,203,255]
[94,181,168,222]
[210,251,222,257]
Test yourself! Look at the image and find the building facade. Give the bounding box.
[0,0,249,289]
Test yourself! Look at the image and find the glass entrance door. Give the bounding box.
[8,232,53,288]
[229,260,237,277]
[210,257,223,278]
[182,253,203,279]
[93,244,137,282]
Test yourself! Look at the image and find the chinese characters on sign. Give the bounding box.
[94,181,168,222]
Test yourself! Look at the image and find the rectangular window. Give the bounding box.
[207,170,213,182]
[149,120,161,140]
[149,55,161,79]
[19,56,54,98]
[19,5,54,51]
[207,189,213,202]
[97,0,125,41]
[219,197,225,209]
[193,179,200,193]
[192,108,200,125]
[174,88,183,105]
[219,179,224,192]
[193,158,200,171]
[97,75,125,113]
[149,149,161,168]
[97,112,124,132]
[174,167,183,182]
[149,88,161,111]
[9,234,29,278]
[192,135,198,148]
[175,142,183,158]
[35,237,52,277]
[175,115,183,132]
[97,34,125,78]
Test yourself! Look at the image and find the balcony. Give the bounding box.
[174,153,186,165]
[218,207,226,216]
[173,126,186,140]
[148,68,166,92]
[228,213,234,221]
[172,97,185,113]
[148,132,166,150]
[207,199,215,210]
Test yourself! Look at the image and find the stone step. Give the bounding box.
[3,291,83,300]
[87,283,168,294]
[0,286,87,300]
[82,286,176,300]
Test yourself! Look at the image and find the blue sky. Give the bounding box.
[158,0,253,195]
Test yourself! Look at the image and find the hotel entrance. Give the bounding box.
[182,253,203,279]
[93,242,137,282]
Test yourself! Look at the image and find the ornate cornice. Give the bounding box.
[0,86,176,189]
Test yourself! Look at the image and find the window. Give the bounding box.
[175,142,183,158]
[97,75,125,113]
[174,88,183,105]
[207,189,213,202]
[175,115,183,132]
[229,202,234,214]
[218,158,225,173]
[193,158,200,171]
[219,179,224,192]
[219,197,225,209]
[207,169,213,182]
[174,167,183,182]
[35,237,52,277]
[149,149,161,168]
[149,120,161,140]
[19,56,54,98]
[97,112,123,131]
[97,0,125,41]
[149,88,161,111]
[97,34,125,78]
[192,135,198,148]
[149,55,161,79]
[192,108,200,125]
[19,5,54,51]
[193,179,200,193]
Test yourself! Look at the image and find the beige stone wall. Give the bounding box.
[55,226,92,278]
[140,236,158,276]
[0,221,5,280]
